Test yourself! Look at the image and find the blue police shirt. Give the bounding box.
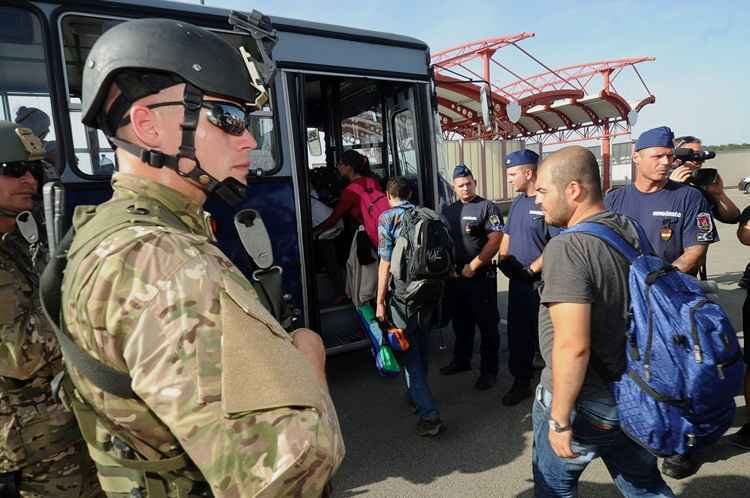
[502,194,561,267]
[441,196,504,267]
[604,180,718,264]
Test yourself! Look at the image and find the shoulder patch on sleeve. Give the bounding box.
[696,212,713,233]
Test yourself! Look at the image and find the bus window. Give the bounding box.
[393,108,419,179]
[60,14,279,178]
[67,96,116,176]
[248,106,276,173]
[0,6,59,174]
[339,81,388,181]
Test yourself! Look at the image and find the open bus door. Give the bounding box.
[286,70,436,353]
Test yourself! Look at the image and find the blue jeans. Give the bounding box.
[532,385,674,498]
[389,300,439,419]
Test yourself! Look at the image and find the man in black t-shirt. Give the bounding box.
[532,146,674,497]
[440,164,504,391]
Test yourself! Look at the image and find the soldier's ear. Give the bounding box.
[632,150,641,165]
[129,104,161,149]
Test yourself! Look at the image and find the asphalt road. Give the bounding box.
[326,188,750,497]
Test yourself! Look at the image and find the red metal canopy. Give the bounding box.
[431,35,656,188]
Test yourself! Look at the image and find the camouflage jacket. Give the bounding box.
[62,173,344,497]
[0,226,79,472]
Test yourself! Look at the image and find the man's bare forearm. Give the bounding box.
[712,192,740,223]
[376,259,391,305]
[528,254,544,274]
[549,303,591,425]
[498,233,510,258]
[672,244,708,274]
[470,232,502,271]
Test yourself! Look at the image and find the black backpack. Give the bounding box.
[390,206,454,308]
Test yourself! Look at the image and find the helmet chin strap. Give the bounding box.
[108,84,248,207]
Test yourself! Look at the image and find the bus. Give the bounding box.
[0,0,453,353]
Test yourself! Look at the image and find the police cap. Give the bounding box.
[453,164,473,179]
[635,126,674,151]
[504,149,539,168]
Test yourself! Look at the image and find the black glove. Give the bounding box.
[497,256,524,280]
[518,266,541,284]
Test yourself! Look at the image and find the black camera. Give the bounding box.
[674,147,716,163]
[688,168,718,187]
[673,148,718,187]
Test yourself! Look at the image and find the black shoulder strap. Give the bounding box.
[40,228,138,399]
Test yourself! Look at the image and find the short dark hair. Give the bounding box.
[674,135,701,148]
[385,176,412,200]
[541,145,603,200]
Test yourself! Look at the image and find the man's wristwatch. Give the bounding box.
[548,418,572,433]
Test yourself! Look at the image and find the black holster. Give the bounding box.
[0,471,20,498]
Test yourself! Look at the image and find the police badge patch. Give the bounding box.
[489,214,501,227]
[696,212,714,242]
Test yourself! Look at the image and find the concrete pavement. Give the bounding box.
[326,189,750,497]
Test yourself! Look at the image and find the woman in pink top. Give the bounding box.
[314,149,387,246]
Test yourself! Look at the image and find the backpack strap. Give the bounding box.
[565,218,654,263]
[562,219,655,385]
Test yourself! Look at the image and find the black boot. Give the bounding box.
[439,361,471,375]
[661,453,700,480]
[501,379,532,406]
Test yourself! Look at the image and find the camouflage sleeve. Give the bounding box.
[117,250,344,498]
[0,267,58,380]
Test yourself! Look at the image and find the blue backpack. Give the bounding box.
[567,221,744,456]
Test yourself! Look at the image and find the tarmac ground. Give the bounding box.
[326,188,750,497]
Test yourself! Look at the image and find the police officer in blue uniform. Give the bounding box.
[605,126,718,480]
[497,149,560,405]
[440,164,504,390]
[605,126,717,275]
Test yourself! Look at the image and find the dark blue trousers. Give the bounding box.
[507,277,540,382]
[448,272,500,375]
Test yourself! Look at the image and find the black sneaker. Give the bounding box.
[439,361,471,375]
[661,453,700,480]
[732,423,750,450]
[416,417,446,437]
[501,379,532,406]
[474,373,498,390]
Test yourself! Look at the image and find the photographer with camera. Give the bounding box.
[670,135,740,224]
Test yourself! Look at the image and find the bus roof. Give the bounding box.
[54,0,429,51]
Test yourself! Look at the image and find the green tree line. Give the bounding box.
[706,143,750,153]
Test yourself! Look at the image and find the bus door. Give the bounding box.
[286,71,436,353]
[384,83,435,207]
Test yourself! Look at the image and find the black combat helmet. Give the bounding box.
[0,120,45,164]
[81,18,259,130]
[80,17,272,206]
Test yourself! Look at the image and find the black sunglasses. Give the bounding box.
[0,161,43,179]
[146,100,254,137]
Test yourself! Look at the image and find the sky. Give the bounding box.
[178,0,749,146]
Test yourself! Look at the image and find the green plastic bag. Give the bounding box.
[355,304,400,377]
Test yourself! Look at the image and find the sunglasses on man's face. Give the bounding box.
[147,100,254,137]
[0,161,43,179]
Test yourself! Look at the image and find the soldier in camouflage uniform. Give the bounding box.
[56,18,344,498]
[0,121,102,497]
